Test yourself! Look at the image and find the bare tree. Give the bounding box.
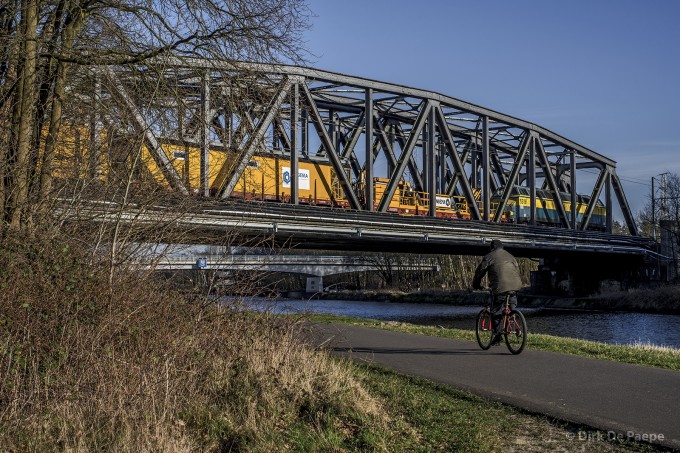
[637,173,680,241]
[1,0,311,231]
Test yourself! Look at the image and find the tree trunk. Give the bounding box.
[8,0,38,229]
[40,8,84,204]
[0,8,19,224]
[29,0,67,200]
[0,63,16,224]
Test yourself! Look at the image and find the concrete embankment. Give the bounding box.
[520,288,680,314]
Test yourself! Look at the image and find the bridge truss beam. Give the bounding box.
[97,59,639,235]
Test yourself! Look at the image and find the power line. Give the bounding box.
[578,168,654,187]
[618,176,652,186]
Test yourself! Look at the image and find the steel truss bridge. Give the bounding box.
[93,58,639,234]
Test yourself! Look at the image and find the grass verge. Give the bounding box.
[305,314,680,371]
[351,362,658,452]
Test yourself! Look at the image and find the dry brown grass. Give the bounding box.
[0,233,386,452]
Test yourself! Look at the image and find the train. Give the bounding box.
[50,127,606,230]
[496,187,606,230]
[140,141,483,218]
[141,141,606,229]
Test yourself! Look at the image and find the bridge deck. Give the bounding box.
[73,198,654,259]
[181,200,653,258]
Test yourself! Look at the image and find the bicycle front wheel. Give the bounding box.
[475,309,494,350]
[504,310,527,355]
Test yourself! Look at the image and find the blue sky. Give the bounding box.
[302,0,680,219]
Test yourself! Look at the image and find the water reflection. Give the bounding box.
[244,297,680,348]
[524,311,680,348]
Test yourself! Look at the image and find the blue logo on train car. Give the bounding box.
[283,171,291,184]
[436,196,452,208]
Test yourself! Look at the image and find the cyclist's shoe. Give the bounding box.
[490,334,503,346]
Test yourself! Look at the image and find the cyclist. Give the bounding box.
[472,239,523,345]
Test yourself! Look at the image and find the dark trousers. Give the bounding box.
[491,292,517,335]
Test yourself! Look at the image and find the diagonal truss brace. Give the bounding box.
[534,134,570,228]
[445,144,471,197]
[218,76,292,198]
[435,105,481,220]
[491,132,531,223]
[300,83,361,210]
[273,117,292,152]
[340,112,365,161]
[611,171,638,235]
[391,122,426,191]
[377,101,432,213]
[372,115,398,170]
[339,112,366,179]
[580,166,608,231]
[104,68,188,195]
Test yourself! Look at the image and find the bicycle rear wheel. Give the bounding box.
[504,310,527,354]
[475,309,494,350]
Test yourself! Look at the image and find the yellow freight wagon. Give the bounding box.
[140,142,230,192]
[372,178,414,214]
[141,143,349,205]
[49,125,108,181]
[232,155,349,207]
[372,178,462,218]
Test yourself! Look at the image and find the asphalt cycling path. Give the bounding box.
[306,323,680,450]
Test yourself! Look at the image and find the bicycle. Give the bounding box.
[475,289,527,354]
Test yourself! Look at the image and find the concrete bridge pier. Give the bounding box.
[531,254,648,296]
[305,276,323,295]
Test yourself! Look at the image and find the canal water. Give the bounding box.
[245,297,680,349]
